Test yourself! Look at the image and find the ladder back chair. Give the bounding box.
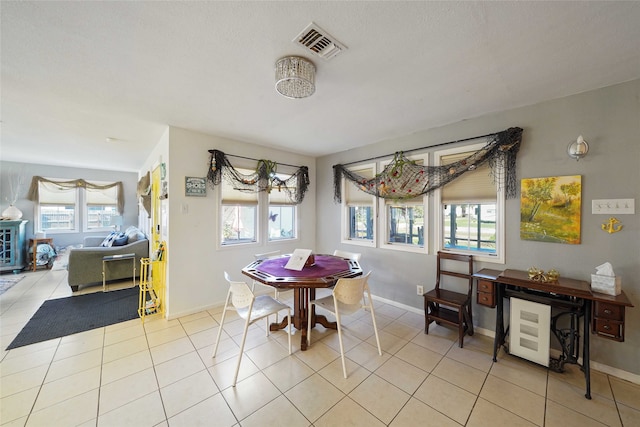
[212,272,291,386]
[423,251,474,348]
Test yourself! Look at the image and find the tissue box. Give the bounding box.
[591,274,621,296]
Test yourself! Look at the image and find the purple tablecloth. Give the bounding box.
[257,255,349,278]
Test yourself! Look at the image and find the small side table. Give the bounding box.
[102,253,136,292]
[29,238,54,272]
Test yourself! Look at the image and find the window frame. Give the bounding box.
[218,166,260,248]
[341,162,376,248]
[217,166,303,250]
[267,171,298,242]
[220,203,259,246]
[434,143,505,264]
[37,202,79,234]
[35,178,122,234]
[35,180,80,234]
[83,181,120,232]
[379,154,428,254]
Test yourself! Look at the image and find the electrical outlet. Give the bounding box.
[417,285,424,295]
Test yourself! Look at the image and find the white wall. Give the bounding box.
[316,79,640,375]
[162,127,316,318]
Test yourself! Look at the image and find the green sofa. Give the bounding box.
[67,231,149,292]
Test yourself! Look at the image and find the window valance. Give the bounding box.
[206,150,310,205]
[333,127,523,203]
[27,177,124,214]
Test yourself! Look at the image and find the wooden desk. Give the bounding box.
[474,268,633,400]
[29,238,54,271]
[242,254,362,350]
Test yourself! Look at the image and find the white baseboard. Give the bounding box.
[370,294,639,385]
[165,286,278,320]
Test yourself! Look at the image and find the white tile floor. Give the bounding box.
[1,268,639,426]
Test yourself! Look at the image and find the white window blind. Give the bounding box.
[345,166,374,205]
[86,185,118,205]
[441,152,495,203]
[221,169,258,204]
[269,173,295,205]
[38,181,77,204]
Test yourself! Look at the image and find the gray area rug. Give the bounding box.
[6,287,139,350]
[0,274,25,295]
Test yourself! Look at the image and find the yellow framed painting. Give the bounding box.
[520,175,582,244]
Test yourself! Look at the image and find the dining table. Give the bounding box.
[241,253,363,350]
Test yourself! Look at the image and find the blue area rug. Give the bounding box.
[6,287,139,350]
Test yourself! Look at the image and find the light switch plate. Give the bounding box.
[591,199,635,214]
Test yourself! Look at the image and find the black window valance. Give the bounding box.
[333,127,523,203]
[206,150,310,205]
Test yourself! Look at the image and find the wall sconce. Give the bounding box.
[567,135,589,161]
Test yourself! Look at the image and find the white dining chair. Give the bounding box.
[307,271,382,378]
[253,250,288,321]
[332,249,362,262]
[212,272,292,386]
[332,249,365,305]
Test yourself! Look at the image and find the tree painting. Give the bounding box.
[520,175,581,244]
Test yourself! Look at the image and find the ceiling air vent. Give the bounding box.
[294,23,346,61]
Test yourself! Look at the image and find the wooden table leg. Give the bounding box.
[268,287,338,350]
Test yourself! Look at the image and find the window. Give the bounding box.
[435,144,505,263]
[380,155,427,253]
[35,179,121,234]
[85,184,119,230]
[268,173,297,241]
[342,164,376,246]
[36,181,79,232]
[386,204,425,245]
[220,169,258,245]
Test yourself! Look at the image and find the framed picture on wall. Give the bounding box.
[185,177,206,197]
[520,175,582,244]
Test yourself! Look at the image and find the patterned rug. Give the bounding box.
[0,274,25,295]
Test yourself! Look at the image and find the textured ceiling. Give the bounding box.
[2,1,640,171]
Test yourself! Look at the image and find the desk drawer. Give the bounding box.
[476,280,495,308]
[594,302,623,321]
[592,318,624,341]
[478,280,493,293]
[477,291,495,307]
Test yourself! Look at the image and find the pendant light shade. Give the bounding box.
[275,56,315,99]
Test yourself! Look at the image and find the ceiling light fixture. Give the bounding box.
[567,135,589,161]
[275,56,315,99]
